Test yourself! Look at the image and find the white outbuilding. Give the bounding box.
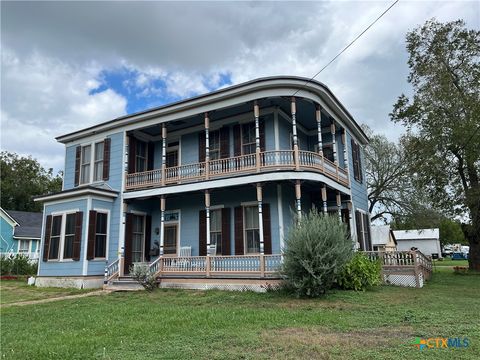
[392,228,442,258]
[371,225,397,252]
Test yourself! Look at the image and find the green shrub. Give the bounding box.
[281,209,353,297]
[337,252,381,291]
[0,254,38,276]
[130,264,157,291]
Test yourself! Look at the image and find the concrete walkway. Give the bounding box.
[1,290,110,308]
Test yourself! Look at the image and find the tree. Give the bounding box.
[362,125,412,222]
[391,19,480,270]
[0,151,62,212]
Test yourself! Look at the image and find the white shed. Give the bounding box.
[392,228,442,258]
[371,225,397,252]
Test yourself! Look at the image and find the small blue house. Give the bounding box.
[0,207,42,259]
[35,76,372,289]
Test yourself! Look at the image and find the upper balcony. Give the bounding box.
[125,149,349,190]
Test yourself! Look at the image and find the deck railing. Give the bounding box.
[104,258,120,284]
[149,254,284,278]
[126,150,348,190]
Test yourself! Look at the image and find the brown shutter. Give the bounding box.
[363,214,371,251]
[124,213,133,274]
[128,136,137,173]
[355,211,364,251]
[234,206,244,255]
[262,204,272,254]
[87,210,97,260]
[102,138,111,181]
[221,208,231,255]
[42,215,52,262]
[198,132,206,162]
[72,212,83,261]
[259,119,265,152]
[147,142,155,171]
[357,143,363,182]
[233,125,241,156]
[144,215,152,261]
[199,210,207,256]
[220,127,230,159]
[74,146,81,186]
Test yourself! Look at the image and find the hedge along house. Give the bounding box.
[34,76,371,290]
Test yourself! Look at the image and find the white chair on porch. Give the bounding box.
[178,246,192,270]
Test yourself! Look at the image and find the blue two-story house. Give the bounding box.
[35,76,371,290]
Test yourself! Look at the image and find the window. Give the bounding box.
[164,224,178,255]
[210,209,222,255]
[94,212,107,258]
[136,141,147,172]
[244,206,260,253]
[93,141,104,181]
[355,211,371,251]
[19,240,29,253]
[166,150,178,168]
[48,215,62,259]
[242,123,256,155]
[63,213,76,259]
[209,130,221,160]
[351,140,363,182]
[80,145,91,184]
[132,215,144,262]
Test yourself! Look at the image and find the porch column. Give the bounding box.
[159,195,166,256]
[291,97,300,170]
[254,101,261,172]
[161,124,167,186]
[204,113,210,180]
[295,180,302,220]
[347,201,354,239]
[321,184,328,214]
[256,183,265,254]
[316,104,323,157]
[119,202,128,277]
[336,191,342,221]
[331,121,337,165]
[205,190,211,255]
[342,129,349,172]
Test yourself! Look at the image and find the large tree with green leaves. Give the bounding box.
[0,151,62,212]
[391,19,480,270]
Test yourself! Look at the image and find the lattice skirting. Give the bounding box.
[383,273,423,288]
[159,279,283,293]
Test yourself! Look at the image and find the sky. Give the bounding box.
[1,0,479,173]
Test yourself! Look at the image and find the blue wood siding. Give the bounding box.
[347,131,369,212]
[0,216,16,252]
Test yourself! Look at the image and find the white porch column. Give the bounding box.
[336,191,342,221]
[205,190,211,255]
[321,184,328,214]
[159,195,165,256]
[256,183,265,254]
[204,112,210,180]
[331,121,337,165]
[254,101,261,172]
[295,180,302,220]
[316,104,323,157]
[161,124,167,186]
[347,201,354,240]
[291,97,300,170]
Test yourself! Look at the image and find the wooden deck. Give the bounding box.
[125,150,349,190]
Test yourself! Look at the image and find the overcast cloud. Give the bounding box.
[1,0,479,172]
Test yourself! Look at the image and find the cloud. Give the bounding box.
[1,0,478,172]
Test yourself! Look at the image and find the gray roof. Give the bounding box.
[5,210,43,239]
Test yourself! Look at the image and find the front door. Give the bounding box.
[164,224,178,256]
[125,214,145,274]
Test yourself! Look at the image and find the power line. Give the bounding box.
[292,0,400,97]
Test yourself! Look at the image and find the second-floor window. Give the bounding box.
[136,141,147,172]
[93,141,104,181]
[242,123,256,155]
[80,145,91,184]
[209,130,221,160]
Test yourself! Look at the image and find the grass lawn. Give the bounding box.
[0,280,93,305]
[1,269,479,359]
[434,259,469,267]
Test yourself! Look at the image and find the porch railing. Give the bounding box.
[148,254,284,278]
[104,258,120,284]
[126,150,349,190]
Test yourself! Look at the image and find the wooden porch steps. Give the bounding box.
[104,276,144,291]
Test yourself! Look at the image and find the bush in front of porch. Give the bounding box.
[282,209,353,297]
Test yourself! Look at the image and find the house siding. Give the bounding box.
[0,216,16,252]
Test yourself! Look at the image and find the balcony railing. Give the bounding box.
[125,150,349,191]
